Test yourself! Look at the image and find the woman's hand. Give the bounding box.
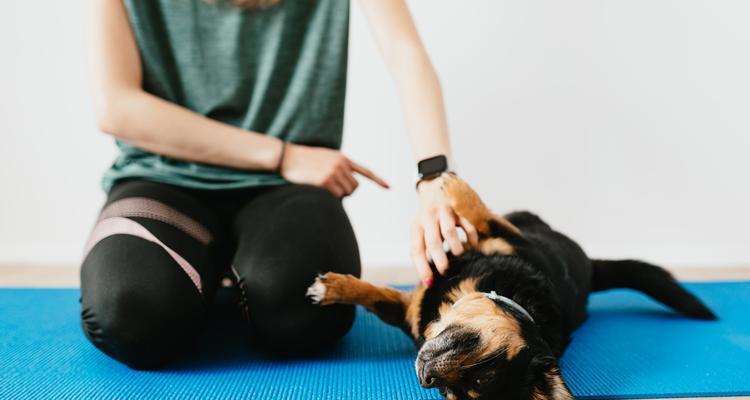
[281,143,390,197]
[411,177,479,287]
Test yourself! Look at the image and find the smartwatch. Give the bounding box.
[416,155,450,188]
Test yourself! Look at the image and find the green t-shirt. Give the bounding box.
[102,0,350,192]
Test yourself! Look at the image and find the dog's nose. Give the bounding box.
[418,362,445,388]
[421,373,438,388]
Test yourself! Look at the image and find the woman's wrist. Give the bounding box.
[274,139,287,176]
[278,142,304,179]
[234,131,289,172]
[417,177,443,204]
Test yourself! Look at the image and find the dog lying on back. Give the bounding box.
[306,173,716,400]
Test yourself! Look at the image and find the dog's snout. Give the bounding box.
[418,332,455,360]
[418,345,448,361]
[416,346,453,388]
[416,327,481,390]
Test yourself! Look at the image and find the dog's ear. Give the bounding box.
[529,355,573,400]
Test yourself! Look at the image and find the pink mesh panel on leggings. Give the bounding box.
[98,197,213,245]
[83,217,203,294]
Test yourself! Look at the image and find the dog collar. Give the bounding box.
[485,291,535,323]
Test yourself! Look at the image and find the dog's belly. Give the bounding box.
[509,211,593,334]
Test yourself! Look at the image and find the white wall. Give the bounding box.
[1,1,749,269]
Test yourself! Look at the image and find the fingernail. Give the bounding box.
[424,278,433,288]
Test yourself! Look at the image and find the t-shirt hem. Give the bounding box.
[101,171,288,193]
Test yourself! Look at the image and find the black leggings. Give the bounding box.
[80,179,360,370]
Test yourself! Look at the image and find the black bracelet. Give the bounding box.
[274,140,287,176]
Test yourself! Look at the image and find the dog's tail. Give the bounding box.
[590,259,717,320]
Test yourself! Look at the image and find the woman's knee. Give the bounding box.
[238,259,357,356]
[81,303,187,370]
[80,236,206,369]
[249,301,356,357]
[233,184,364,355]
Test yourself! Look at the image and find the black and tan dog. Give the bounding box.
[306,173,716,400]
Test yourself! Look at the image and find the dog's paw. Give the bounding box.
[306,272,348,305]
[440,173,471,206]
[306,274,329,304]
[441,173,487,218]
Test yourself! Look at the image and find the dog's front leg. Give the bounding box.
[441,173,524,256]
[307,272,423,339]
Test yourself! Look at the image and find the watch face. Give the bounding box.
[419,156,448,176]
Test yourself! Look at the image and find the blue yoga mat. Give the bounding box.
[1,282,748,399]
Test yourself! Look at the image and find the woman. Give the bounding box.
[83,0,478,370]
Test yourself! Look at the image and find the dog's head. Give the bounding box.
[415,292,572,400]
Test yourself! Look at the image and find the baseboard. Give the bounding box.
[1,264,748,288]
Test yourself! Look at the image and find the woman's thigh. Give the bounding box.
[80,179,225,369]
[231,184,361,355]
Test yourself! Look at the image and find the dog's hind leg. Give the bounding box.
[591,259,717,320]
[306,272,425,340]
